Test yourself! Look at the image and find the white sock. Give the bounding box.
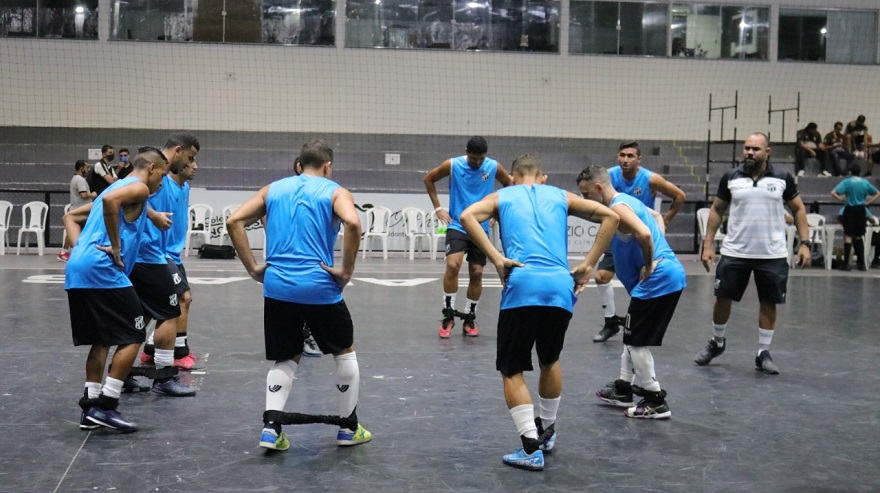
[619,348,634,383]
[538,396,560,428]
[713,323,727,344]
[758,328,774,353]
[265,359,297,412]
[334,352,360,427]
[509,404,538,439]
[627,346,661,392]
[466,298,478,315]
[85,382,102,399]
[597,283,615,318]
[155,348,174,369]
[102,376,124,399]
[443,292,456,311]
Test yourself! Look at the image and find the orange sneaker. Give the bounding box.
[438,317,454,339]
[173,353,205,371]
[463,319,479,337]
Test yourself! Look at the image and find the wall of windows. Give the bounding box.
[0,0,98,39]
[569,1,667,56]
[779,8,877,64]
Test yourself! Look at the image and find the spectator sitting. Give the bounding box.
[796,122,830,177]
[823,122,855,176]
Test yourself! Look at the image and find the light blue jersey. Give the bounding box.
[609,166,655,209]
[610,193,686,299]
[263,175,342,304]
[834,176,878,207]
[65,177,148,289]
[498,184,576,312]
[447,156,498,236]
[137,174,190,264]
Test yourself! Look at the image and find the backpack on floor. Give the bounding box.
[197,244,235,259]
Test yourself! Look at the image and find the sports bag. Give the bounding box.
[197,244,235,259]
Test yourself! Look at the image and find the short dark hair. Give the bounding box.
[857,115,866,122]
[134,146,169,169]
[75,160,89,171]
[576,165,611,186]
[119,148,129,154]
[850,163,862,176]
[101,144,114,154]
[466,136,488,155]
[300,139,333,169]
[806,122,818,131]
[618,141,640,155]
[835,121,843,127]
[748,132,770,147]
[511,153,543,177]
[163,131,200,152]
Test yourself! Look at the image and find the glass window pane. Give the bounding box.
[263,0,336,45]
[671,4,767,60]
[778,9,826,62]
[114,0,194,41]
[38,0,98,39]
[521,0,559,52]
[1,4,38,37]
[569,1,618,55]
[826,10,877,64]
[619,2,667,56]
[720,6,768,60]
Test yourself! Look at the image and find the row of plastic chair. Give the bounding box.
[0,200,49,256]
[358,206,448,260]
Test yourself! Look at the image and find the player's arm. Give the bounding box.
[424,159,453,224]
[866,187,880,206]
[785,194,811,268]
[460,193,522,288]
[495,162,512,187]
[63,202,93,247]
[146,205,173,231]
[227,186,269,282]
[701,196,728,271]
[612,202,654,277]
[830,187,845,202]
[102,181,150,269]
[322,187,362,289]
[567,193,619,294]
[650,173,686,224]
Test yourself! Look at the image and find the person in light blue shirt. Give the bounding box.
[589,141,686,345]
[226,139,371,452]
[831,163,880,270]
[425,136,512,338]
[460,154,619,471]
[62,147,169,433]
[578,165,687,420]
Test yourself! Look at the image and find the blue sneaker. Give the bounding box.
[502,448,544,471]
[540,430,556,453]
[151,376,196,397]
[336,424,372,446]
[259,427,290,451]
[85,407,138,433]
[79,411,100,430]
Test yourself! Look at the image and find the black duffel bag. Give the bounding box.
[197,244,236,259]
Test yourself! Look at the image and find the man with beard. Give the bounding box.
[695,133,811,375]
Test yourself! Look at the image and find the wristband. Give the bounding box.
[799,239,812,248]
[435,206,443,212]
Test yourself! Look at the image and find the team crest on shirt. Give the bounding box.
[172,272,182,285]
[169,294,179,307]
[766,184,777,192]
[482,173,490,181]
[632,187,643,196]
[134,316,145,331]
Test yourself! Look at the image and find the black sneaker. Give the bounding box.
[595,379,634,407]
[592,317,621,343]
[870,259,880,269]
[755,350,780,375]
[122,376,151,393]
[624,389,671,419]
[694,338,725,366]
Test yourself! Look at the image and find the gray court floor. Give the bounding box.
[1,253,879,492]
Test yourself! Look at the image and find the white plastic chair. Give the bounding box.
[216,204,241,246]
[184,203,214,257]
[0,200,13,255]
[362,205,392,259]
[427,207,448,260]
[402,207,431,259]
[16,201,49,255]
[60,204,72,248]
[697,207,725,253]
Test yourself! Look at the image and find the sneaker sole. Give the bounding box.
[755,367,780,375]
[86,417,138,433]
[259,441,290,451]
[79,423,100,430]
[463,331,479,337]
[596,395,634,408]
[150,388,196,397]
[302,352,321,358]
[623,409,671,419]
[502,459,544,471]
[121,386,151,394]
[337,436,372,446]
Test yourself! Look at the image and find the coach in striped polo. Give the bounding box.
[696,132,812,375]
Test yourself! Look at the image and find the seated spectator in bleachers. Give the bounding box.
[824,122,854,176]
[796,122,830,177]
[830,163,880,271]
[843,115,879,176]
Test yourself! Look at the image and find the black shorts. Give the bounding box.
[841,205,868,237]
[67,287,147,347]
[597,249,615,273]
[264,297,354,360]
[496,306,572,377]
[622,290,682,347]
[715,256,789,304]
[166,259,191,296]
[129,263,182,322]
[445,228,487,266]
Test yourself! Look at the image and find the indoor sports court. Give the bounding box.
[2,0,880,491]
